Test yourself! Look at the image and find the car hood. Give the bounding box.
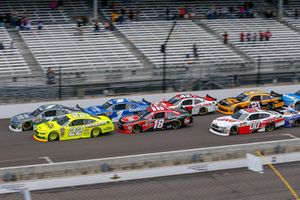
[84,105,106,115]
[219,97,241,106]
[120,115,141,123]
[35,121,59,132]
[11,112,34,123]
[284,94,300,100]
[212,116,242,127]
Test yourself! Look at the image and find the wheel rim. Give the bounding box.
[293,120,300,127]
[266,124,274,131]
[132,125,141,134]
[49,132,58,141]
[230,127,238,135]
[199,107,208,115]
[172,121,181,129]
[92,128,101,137]
[23,122,32,131]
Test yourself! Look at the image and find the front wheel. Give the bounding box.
[172,120,181,129]
[198,107,208,115]
[293,119,300,127]
[22,121,33,131]
[132,124,142,134]
[265,123,275,132]
[48,131,59,142]
[229,126,239,135]
[91,127,102,137]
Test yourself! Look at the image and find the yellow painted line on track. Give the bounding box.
[256,151,300,200]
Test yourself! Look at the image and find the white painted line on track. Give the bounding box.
[38,157,54,164]
[282,134,298,139]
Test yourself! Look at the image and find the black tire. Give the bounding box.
[172,120,181,129]
[198,107,208,115]
[22,121,33,131]
[292,119,300,127]
[132,124,142,134]
[91,127,102,137]
[48,131,59,142]
[294,102,300,109]
[265,123,275,132]
[229,126,239,135]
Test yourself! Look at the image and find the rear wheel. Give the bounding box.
[22,121,33,131]
[48,131,59,142]
[91,128,102,137]
[229,126,239,135]
[198,107,208,115]
[292,119,300,127]
[265,123,275,132]
[172,120,181,129]
[132,124,142,134]
[267,103,275,110]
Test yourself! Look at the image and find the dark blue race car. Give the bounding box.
[275,106,300,128]
[282,90,300,107]
[77,98,151,122]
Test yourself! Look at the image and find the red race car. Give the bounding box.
[117,106,193,134]
[157,93,217,115]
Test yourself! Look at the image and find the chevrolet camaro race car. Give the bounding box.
[34,112,114,142]
[117,106,193,134]
[282,90,300,107]
[9,104,77,132]
[274,106,300,128]
[157,93,217,115]
[210,108,285,136]
[78,98,151,122]
[217,90,284,115]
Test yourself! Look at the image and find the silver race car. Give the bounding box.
[9,104,77,132]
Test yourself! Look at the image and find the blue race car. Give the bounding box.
[282,90,300,107]
[275,106,300,128]
[77,98,151,122]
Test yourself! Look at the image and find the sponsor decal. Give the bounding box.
[187,164,208,172]
[121,115,140,123]
[128,107,144,112]
[184,117,191,124]
[216,118,239,123]
[85,121,108,128]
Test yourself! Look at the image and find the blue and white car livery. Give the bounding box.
[78,98,151,122]
[275,106,300,128]
[282,90,300,107]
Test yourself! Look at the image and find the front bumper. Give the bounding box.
[9,125,22,132]
[209,128,230,136]
[33,134,47,142]
[217,104,234,115]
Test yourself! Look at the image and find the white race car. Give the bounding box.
[210,108,285,136]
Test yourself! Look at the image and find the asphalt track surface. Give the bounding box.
[1,162,299,200]
[0,113,299,168]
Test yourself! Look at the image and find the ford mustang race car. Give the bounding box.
[78,98,151,122]
[274,106,300,128]
[9,104,77,132]
[282,90,300,107]
[210,108,285,136]
[157,93,217,115]
[117,106,193,134]
[34,112,114,142]
[217,90,284,115]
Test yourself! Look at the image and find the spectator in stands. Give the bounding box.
[111,10,119,22]
[57,0,64,10]
[50,0,58,10]
[295,10,299,19]
[104,21,110,30]
[0,42,5,50]
[10,40,14,49]
[223,32,228,44]
[252,32,257,41]
[221,7,229,18]
[46,67,55,84]
[246,32,251,41]
[193,43,198,58]
[37,19,44,30]
[135,7,141,21]
[166,7,170,20]
[240,32,245,42]
[102,0,108,7]
[259,31,264,41]
[25,20,32,30]
[239,6,246,18]
[228,6,234,18]
[76,17,83,27]
[110,2,115,9]
[190,8,196,19]
[128,9,134,21]
[121,7,126,16]
[265,29,272,41]
[179,6,185,19]
[94,21,100,32]
[0,14,4,27]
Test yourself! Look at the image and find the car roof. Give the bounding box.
[242,90,269,95]
[38,104,62,111]
[108,98,136,104]
[174,93,200,99]
[66,112,91,119]
[148,106,169,112]
[240,108,271,115]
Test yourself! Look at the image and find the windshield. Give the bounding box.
[236,93,249,102]
[139,110,151,119]
[31,108,43,117]
[102,101,112,110]
[231,111,248,121]
[168,97,181,105]
[57,116,70,126]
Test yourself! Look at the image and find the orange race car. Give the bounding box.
[217,90,284,115]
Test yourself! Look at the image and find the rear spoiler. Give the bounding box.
[142,98,152,105]
[205,94,217,101]
[76,104,84,111]
[270,90,283,98]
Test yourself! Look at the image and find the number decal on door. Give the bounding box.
[250,101,261,108]
[154,119,164,129]
[69,127,83,136]
[250,121,260,130]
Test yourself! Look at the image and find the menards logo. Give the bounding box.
[85,121,108,128]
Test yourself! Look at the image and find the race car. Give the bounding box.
[217,90,284,115]
[117,106,193,134]
[282,90,300,108]
[210,108,285,136]
[157,93,217,115]
[77,98,151,122]
[34,112,114,142]
[9,104,77,132]
[274,106,300,128]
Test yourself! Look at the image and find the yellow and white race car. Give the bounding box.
[33,112,114,142]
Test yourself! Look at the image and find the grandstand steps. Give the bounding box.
[7,29,44,77]
[196,20,254,64]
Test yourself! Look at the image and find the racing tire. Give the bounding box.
[265,123,275,132]
[229,126,239,135]
[292,119,300,127]
[132,125,142,134]
[172,120,181,129]
[267,103,275,110]
[48,132,59,142]
[198,107,208,115]
[91,128,102,137]
[294,102,300,109]
[22,121,33,131]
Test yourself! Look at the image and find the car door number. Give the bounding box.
[154,119,164,129]
[250,121,260,130]
[69,127,83,136]
[250,101,261,108]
